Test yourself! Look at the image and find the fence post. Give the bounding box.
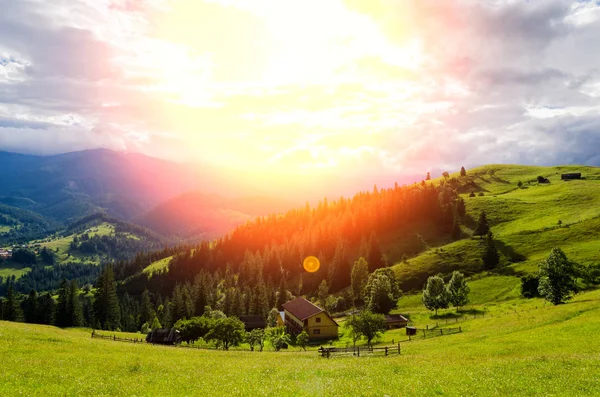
[440,329,443,336]
[398,343,400,355]
[423,329,426,338]
[385,347,388,356]
[357,347,360,357]
[459,326,462,332]
[113,335,116,341]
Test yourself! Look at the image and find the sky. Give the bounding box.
[1,0,600,189]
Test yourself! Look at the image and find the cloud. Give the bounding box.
[0,0,599,184]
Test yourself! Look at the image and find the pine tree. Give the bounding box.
[460,166,467,177]
[455,198,466,218]
[451,215,462,240]
[139,289,155,327]
[69,280,83,327]
[482,232,500,270]
[474,211,490,237]
[23,289,39,324]
[93,266,121,330]
[56,279,70,327]
[426,172,431,181]
[4,282,23,322]
[367,233,385,272]
[38,292,55,325]
[275,277,287,310]
[351,257,369,304]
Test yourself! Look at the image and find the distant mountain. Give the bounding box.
[134,191,296,238]
[0,149,203,222]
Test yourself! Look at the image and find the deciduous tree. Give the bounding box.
[422,275,449,315]
[446,271,469,310]
[538,248,577,305]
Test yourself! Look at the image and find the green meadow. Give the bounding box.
[393,165,600,286]
[2,281,600,396]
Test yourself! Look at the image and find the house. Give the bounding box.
[282,297,338,340]
[561,173,582,180]
[384,314,409,329]
[277,311,285,327]
[146,328,180,345]
[239,315,266,331]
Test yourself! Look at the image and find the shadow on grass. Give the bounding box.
[495,240,527,263]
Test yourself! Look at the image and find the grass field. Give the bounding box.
[1,286,599,396]
[142,255,172,276]
[392,164,600,288]
[36,222,116,266]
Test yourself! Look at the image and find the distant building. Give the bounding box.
[384,314,409,329]
[282,297,338,340]
[561,173,582,180]
[239,315,266,331]
[146,328,180,345]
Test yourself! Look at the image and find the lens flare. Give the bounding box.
[303,256,320,273]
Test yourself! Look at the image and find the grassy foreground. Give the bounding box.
[2,288,600,396]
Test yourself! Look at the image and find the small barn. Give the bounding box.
[282,297,339,340]
[384,314,409,329]
[561,173,581,180]
[239,315,266,331]
[146,328,180,345]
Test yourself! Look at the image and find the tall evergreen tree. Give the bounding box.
[482,232,500,270]
[474,211,490,237]
[69,280,84,327]
[93,266,121,330]
[22,289,39,324]
[38,292,55,325]
[139,289,155,328]
[460,166,467,177]
[351,257,369,304]
[55,279,70,327]
[4,283,23,322]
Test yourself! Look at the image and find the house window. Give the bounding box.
[313,329,320,335]
[315,317,321,323]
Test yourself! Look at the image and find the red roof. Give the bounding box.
[282,297,324,320]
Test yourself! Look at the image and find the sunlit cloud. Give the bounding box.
[1,0,599,192]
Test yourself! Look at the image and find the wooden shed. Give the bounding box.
[561,173,581,180]
[146,328,180,345]
[384,314,409,329]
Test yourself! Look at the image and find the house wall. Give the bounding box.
[306,313,338,339]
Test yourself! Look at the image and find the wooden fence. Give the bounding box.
[91,330,146,344]
[408,326,461,341]
[318,343,401,358]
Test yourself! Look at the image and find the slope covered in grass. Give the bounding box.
[393,164,600,289]
[1,287,599,396]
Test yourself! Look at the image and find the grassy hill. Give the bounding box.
[392,164,600,289]
[1,283,599,396]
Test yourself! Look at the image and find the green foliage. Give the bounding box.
[174,316,212,344]
[266,308,279,328]
[474,211,490,237]
[422,274,449,315]
[538,248,577,305]
[150,317,161,330]
[317,279,329,306]
[351,257,369,303]
[363,268,402,314]
[93,266,121,330]
[246,328,265,352]
[205,317,245,350]
[140,322,149,334]
[346,310,387,347]
[446,271,470,310]
[11,248,37,265]
[482,231,500,270]
[265,326,291,351]
[296,331,310,351]
[520,275,540,298]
